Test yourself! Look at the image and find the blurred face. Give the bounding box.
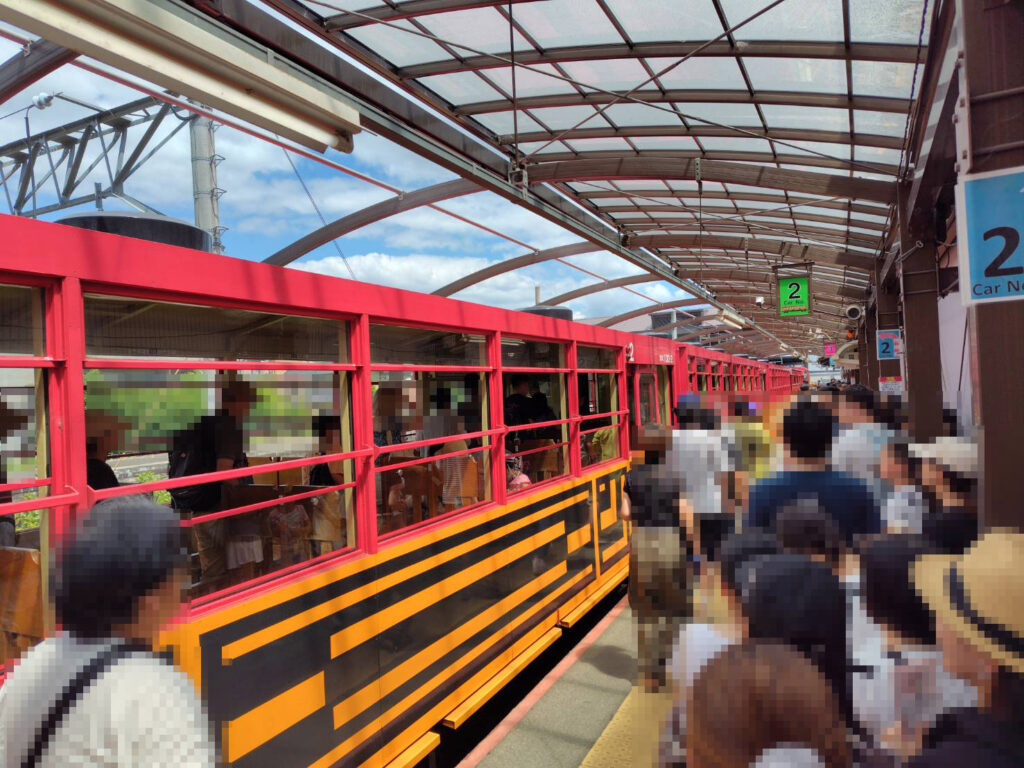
[138,567,187,647]
[224,396,252,421]
[936,617,998,688]
[838,399,871,425]
[880,446,908,485]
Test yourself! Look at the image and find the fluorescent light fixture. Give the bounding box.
[1,0,361,153]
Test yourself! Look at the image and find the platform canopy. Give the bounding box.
[3,0,931,357]
[232,0,925,355]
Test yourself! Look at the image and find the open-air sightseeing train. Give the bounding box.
[0,215,805,767]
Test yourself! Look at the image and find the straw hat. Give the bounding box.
[910,436,979,477]
[914,530,1024,675]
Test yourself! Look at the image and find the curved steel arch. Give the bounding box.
[457,90,910,118]
[400,41,921,78]
[433,241,601,297]
[265,177,478,266]
[542,274,658,306]
[528,158,895,205]
[626,223,881,250]
[639,234,875,271]
[597,298,706,328]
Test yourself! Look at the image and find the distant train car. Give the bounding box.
[0,216,802,767]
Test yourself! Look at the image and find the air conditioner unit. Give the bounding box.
[844,304,865,321]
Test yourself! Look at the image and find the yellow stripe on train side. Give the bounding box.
[315,567,593,768]
[329,521,566,658]
[331,561,568,731]
[566,525,591,554]
[222,492,586,663]
[224,672,326,763]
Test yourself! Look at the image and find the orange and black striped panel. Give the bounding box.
[168,464,628,767]
[594,468,628,573]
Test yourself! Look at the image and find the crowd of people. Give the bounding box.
[621,384,1023,767]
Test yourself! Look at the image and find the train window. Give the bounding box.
[1,285,49,666]
[370,332,491,535]
[504,371,568,491]
[82,369,357,597]
[0,367,49,665]
[84,295,346,363]
[501,337,565,368]
[578,371,620,467]
[577,345,617,370]
[0,284,45,356]
[370,324,485,366]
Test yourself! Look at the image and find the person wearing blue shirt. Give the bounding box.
[747,399,880,544]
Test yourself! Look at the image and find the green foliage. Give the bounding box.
[135,470,172,506]
[13,489,40,531]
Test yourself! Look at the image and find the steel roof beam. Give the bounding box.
[325,0,547,31]
[498,125,903,150]
[577,189,889,217]
[524,149,899,176]
[456,90,911,116]
[617,224,883,248]
[433,241,601,297]
[599,205,886,232]
[265,177,479,266]
[529,158,896,204]
[541,273,657,306]
[0,38,76,105]
[597,298,707,328]
[399,40,924,78]
[642,235,875,271]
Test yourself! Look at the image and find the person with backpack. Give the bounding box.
[169,379,256,586]
[0,496,216,767]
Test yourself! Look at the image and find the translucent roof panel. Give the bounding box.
[652,58,749,91]
[850,0,931,44]
[566,137,636,152]
[759,105,850,132]
[603,103,688,127]
[745,58,847,94]
[631,136,701,150]
[512,0,622,47]
[675,102,763,127]
[484,64,578,99]
[560,59,656,92]
[698,137,774,153]
[418,71,505,105]
[472,111,545,136]
[346,21,451,67]
[720,0,845,41]
[854,110,908,137]
[418,7,532,55]
[851,61,918,99]
[854,145,904,165]
[528,105,605,130]
[602,0,724,43]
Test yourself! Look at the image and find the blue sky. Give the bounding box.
[0,34,693,321]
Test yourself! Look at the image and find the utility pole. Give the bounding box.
[189,108,224,253]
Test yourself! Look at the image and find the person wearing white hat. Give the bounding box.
[910,438,979,555]
[907,531,1024,767]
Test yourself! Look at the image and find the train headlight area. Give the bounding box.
[0,0,1022,766]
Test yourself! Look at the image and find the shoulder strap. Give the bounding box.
[21,643,138,768]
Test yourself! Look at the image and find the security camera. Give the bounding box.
[754,296,765,308]
[844,304,864,321]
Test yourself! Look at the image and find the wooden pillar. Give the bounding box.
[899,183,945,441]
[874,265,902,385]
[960,0,1024,530]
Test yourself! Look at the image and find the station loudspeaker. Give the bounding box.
[844,304,865,321]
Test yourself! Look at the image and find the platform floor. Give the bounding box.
[457,573,732,768]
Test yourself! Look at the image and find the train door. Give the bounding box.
[627,364,662,445]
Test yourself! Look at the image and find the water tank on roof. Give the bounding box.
[57,211,212,252]
[519,305,574,321]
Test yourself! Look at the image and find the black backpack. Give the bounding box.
[168,417,220,511]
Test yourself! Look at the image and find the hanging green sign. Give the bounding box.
[778,275,810,316]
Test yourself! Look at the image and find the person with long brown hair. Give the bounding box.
[687,641,853,768]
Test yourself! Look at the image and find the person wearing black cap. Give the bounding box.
[0,496,215,767]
